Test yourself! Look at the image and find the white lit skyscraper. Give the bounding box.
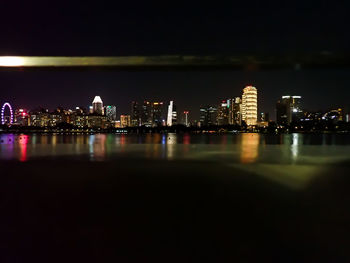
[242,86,258,126]
[167,101,177,126]
[92,96,103,115]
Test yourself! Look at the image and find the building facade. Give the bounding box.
[131,101,141,127]
[151,102,164,127]
[276,96,302,125]
[216,100,229,125]
[105,105,117,121]
[141,101,152,126]
[120,115,131,128]
[229,97,242,125]
[242,86,258,126]
[200,105,217,126]
[167,101,177,126]
[92,96,103,115]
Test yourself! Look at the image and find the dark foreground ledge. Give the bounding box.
[1,158,350,262]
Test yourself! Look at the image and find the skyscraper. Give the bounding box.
[105,105,117,121]
[216,100,229,125]
[276,96,302,125]
[92,96,103,115]
[131,101,141,127]
[141,101,152,126]
[183,111,189,127]
[229,97,242,125]
[242,86,258,126]
[200,105,217,126]
[167,101,177,126]
[151,102,164,127]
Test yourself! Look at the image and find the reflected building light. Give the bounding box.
[31,134,37,148]
[19,135,29,162]
[162,134,166,145]
[240,133,260,163]
[51,135,57,146]
[291,133,300,161]
[166,134,177,159]
[120,134,126,145]
[0,134,15,160]
[183,133,190,145]
[88,135,95,160]
[183,133,190,154]
[92,134,106,161]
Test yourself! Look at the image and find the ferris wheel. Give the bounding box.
[1,102,13,125]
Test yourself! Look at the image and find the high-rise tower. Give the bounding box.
[105,105,117,121]
[92,96,103,115]
[167,101,177,126]
[242,86,258,126]
[276,96,302,125]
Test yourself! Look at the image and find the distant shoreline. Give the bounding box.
[1,129,350,135]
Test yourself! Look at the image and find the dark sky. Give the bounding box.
[1,1,350,119]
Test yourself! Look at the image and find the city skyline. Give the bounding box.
[1,87,348,129]
[1,69,349,121]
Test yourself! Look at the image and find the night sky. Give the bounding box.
[1,1,350,120]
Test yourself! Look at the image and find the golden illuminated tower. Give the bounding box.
[242,86,258,126]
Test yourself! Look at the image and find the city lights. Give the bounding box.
[1,102,13,125]
[0,89,348,132]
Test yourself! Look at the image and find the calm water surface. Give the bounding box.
[1,133,350,164]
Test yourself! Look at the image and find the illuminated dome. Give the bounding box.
[92,96,103,104]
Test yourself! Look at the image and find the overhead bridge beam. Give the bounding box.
[0,55,349,71]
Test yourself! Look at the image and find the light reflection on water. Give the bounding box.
[1,133,350,164]
[240,133,260,163]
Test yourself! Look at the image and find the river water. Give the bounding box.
[1,133,350,164]
[2,132,350,261]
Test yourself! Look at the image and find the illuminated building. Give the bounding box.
[217,100,229,125]
[120,115,131,127]
[167,101,177,126]
[131,101,141,126]
[322,108,344,122]
[87,115,107,128]
[50,109,64,126]
[105,105,117,121]
[92,96,103,115]
[141,101,152,126]
[151,102,164,127]
[183,111,189,127]
[228,97,242,125]
[70,107,87,127]
[276,96,302,125]
[200,105,217,126]
[14,109,29,126]
[72,115,87,127]
[260,112,269,122]
[30,112,50,127]
[242,86,258,126]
